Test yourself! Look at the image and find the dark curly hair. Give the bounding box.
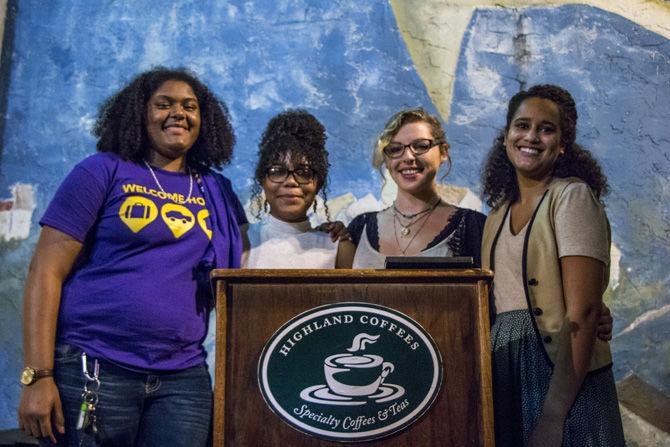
[93,67,235,171]
[482,84,609,208]
[251,109,331,220]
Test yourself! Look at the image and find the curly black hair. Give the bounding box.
[481,84,609,208]
[251,109,331,220]
[93,67,235,171]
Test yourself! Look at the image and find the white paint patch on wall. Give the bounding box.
[245,81,281,110]
[348,63,386,113]
[140,20,172,69]
[0,184,36,242]
[610,242,622,290]
[615,303,670,338]
[244,70,267,86]
[542,23,598,56]
[79,113,96,133]
[293,69,328,107]
[226,4,238,19]
[452,55,503,125]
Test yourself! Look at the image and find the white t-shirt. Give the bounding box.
[244,214,338,268]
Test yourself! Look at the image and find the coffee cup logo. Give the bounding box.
[299,333,405,405]
[324,352,394,397]
[258,303,443,442]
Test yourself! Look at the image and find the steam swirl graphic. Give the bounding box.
[346,333,380,352]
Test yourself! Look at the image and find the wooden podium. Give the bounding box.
[211,269,494,446]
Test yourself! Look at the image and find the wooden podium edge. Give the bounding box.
[213,279,228,447]
[211,268,493,279]
[476,279,495,447]
[211,269,494,446]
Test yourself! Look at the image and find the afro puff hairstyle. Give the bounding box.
[251,109,331,220]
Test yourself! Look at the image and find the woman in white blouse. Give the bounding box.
[242,109,354,269]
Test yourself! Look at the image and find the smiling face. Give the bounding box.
[262,157,319,223]
[385,121,448,194]
[145,80,201,169]
[504,97,565,182]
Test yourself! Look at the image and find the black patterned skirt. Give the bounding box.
[490,309,625,446]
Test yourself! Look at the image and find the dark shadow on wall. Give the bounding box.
[0,0,18,178]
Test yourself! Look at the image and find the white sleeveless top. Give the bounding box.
[352,223,455,269]
[244,214,338,268]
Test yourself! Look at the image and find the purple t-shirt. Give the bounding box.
[41,152,244,371]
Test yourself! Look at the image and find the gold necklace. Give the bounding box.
[144,160,193,204]
[393,212,426,238]
[393,204,438,255]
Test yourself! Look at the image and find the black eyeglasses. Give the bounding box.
[266,165,316,184]
[382,138,442,159]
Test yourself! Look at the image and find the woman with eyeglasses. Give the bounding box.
[347,108,486,268]
[242,109,355,269]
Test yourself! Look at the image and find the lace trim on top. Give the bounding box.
[364,207,467,254]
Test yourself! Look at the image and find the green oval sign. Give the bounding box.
[258,302,443,442]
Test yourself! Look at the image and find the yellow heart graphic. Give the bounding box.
[119,196,158,233]
[161,203,196,238]
[197,209,212,240]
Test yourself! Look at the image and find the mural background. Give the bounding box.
[0,0,668,443]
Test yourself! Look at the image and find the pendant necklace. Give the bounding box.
[393,198,439,219]
[393,203,438,255]
[393,212,424,237]
[144,160,193,204]
[393,197,441,237]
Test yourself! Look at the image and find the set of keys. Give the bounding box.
[76,390,98,435]
[76,352,100,439]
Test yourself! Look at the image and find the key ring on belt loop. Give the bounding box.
[81,352,100,392]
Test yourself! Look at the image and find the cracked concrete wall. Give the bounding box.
[435,3,670,397]
[0,1,668,441]
[390,0,670,122]
[0,0,438,429]
[392,1,669,442]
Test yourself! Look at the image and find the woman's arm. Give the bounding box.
[317,221,355,268]
[335,240,356,269]
[528,255,605,447]
[18,226,82,443]
[239,223,250,268]
[316,221,352,242]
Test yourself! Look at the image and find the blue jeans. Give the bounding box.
[41,344,212,447]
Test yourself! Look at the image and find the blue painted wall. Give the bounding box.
[0,0,437,428]
[1,0,668,431]
[447,5,670,396]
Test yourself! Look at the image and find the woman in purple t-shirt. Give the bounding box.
[18,68,245,446]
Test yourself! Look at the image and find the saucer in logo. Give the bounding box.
[258,302,443,442]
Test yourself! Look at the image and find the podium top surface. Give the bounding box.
[211,268,493,283]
